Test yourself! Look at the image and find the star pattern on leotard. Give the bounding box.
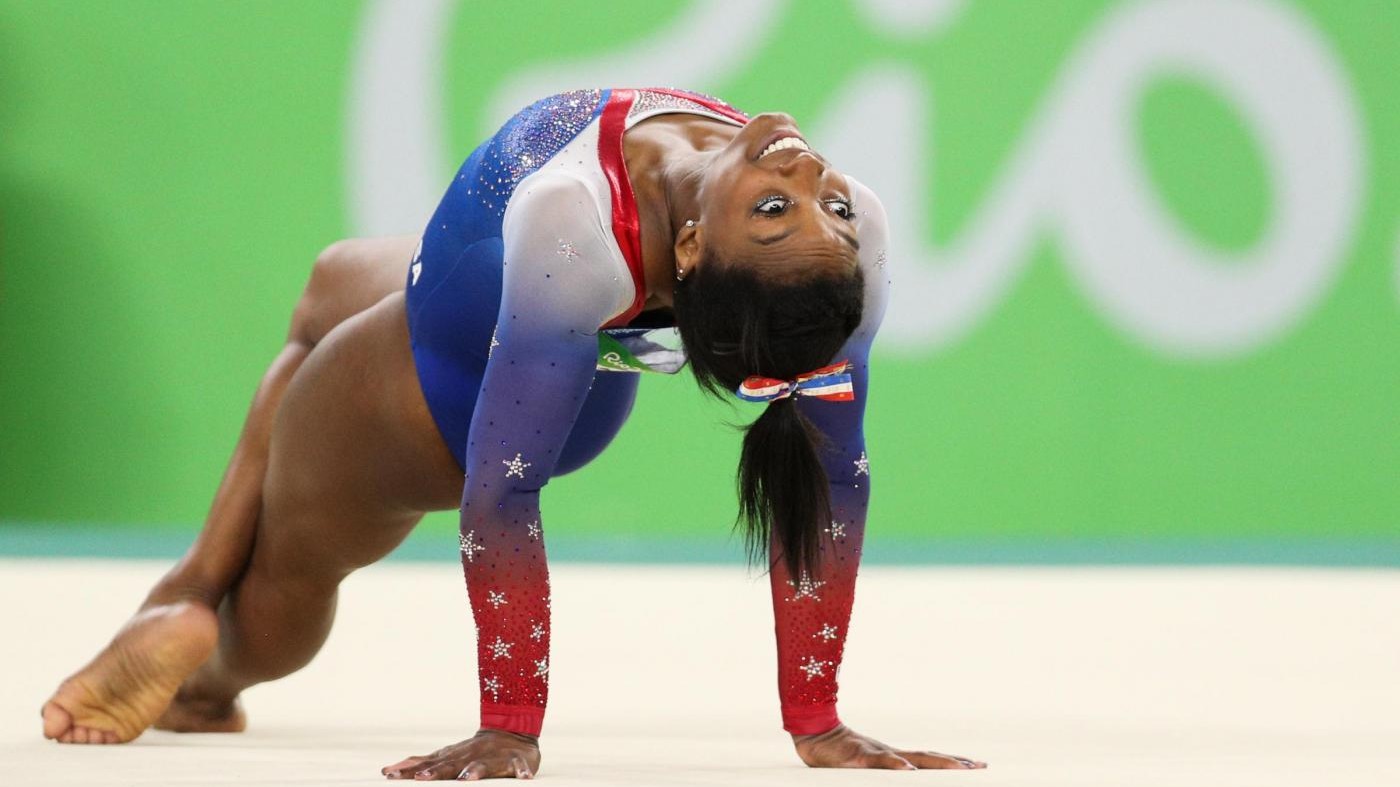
[487,590,508,609]
[527,521,541,539]
[489,326,500,359]
[557,239,579,262]
[853,451,870,477]
[487,636,514,660]
[814,623,839,642]
[786,571,827,602]
[529,621,545,642]
[798,656,832,680]
[875,249,888,269]
[533,657,550,678]
[503,453,531,479]
[826,521,847,539]
[482,675,501,701]
[459,531,486,562]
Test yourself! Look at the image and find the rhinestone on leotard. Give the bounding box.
[628,88,747,123]
[472,89,604,218]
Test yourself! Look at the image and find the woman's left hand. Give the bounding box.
[792,724,987,770]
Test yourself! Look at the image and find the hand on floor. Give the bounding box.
[383,729,540,780]
[791,723,986,770]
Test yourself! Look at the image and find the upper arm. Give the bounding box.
[459,174,632,507]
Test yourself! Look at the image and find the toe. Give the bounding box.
[41,701,73,740]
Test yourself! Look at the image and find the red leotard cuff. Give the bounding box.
[782,703,840,735]
[480,703,545,737]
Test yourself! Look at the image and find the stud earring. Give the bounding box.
[680,221,697,281]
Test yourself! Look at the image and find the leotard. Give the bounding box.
[404,88,891,737]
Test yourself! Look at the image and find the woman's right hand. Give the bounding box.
[382,729,540,780]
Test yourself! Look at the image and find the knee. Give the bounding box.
[289,239,359,345]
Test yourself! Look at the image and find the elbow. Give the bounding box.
[459,479,542,524]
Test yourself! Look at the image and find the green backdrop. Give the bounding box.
[2,1,1397,561]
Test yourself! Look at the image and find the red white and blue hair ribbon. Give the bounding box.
[736,360,855,403]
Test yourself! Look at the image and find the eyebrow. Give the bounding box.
[752,228,862,252]
[754,228,795,246]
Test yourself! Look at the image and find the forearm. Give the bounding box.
[770,444,870,735]
[460,491,552,736]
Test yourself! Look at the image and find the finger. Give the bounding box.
[414,761,462,780]
[509,755,534,780]
[457,762,490,781]
[898,750,985,770]
[384,756,429,778]
[859,751,916,770]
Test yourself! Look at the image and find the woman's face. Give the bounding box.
[688,112,860,277]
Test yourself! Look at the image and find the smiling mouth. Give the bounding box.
[759,135,812,159]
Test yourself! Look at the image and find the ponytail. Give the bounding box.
[738,398,831,579]
[672,248,864,580]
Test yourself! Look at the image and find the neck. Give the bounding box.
[626,114,737,310]
[634,150,709,310]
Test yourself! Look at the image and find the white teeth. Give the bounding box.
[760,136,811,158]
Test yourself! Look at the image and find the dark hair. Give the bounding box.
[673,253,864,579]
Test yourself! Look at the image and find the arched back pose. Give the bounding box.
[41,88,985,779]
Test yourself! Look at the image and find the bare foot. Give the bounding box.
[153,689,246,733]
[41,601,219,743]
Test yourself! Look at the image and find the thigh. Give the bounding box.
[553,372,639,477]
[262,291,464,577]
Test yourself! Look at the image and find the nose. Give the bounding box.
[776,150,826,177]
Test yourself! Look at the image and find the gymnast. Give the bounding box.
[41,88,986,779]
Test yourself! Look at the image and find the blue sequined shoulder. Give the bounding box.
[462,89,607,219]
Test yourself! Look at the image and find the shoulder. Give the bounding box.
[502,170,605,234]
[498,170,635,329]
[843,175,890,345]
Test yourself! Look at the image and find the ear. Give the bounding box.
[673,222,703,277]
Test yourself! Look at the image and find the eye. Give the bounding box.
[754,195,790,216]
[825,198,854,220]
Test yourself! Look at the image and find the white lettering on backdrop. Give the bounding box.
[348,0,1364,358]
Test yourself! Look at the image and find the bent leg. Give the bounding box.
[151,235,419,606]
[42,236,419,744]
[161,293,464,725]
